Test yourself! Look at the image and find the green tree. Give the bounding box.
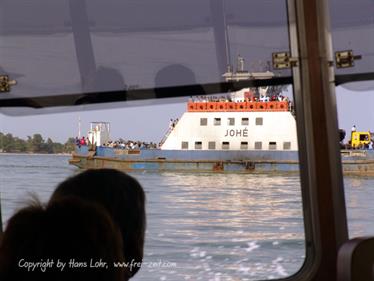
[45,138,54,153]
[32,134,45,152]
[64,137,76,153]
[0,132,72,154]
[0,132,5,151]
[52,142,64,154]
[1,133,15,152]
[13,137,27,152]
[26,136,33,152]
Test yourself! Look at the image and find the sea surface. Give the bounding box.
[0,154,373,281]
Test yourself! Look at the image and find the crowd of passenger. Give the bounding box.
[190,93,290,103]
[190,93,294,115]
[169,118,179,130]
[75,136,89,146]
[0,169,146,281]
[75,137,159,150]
[102,140,158,150]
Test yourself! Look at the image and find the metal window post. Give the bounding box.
[288,0,348,279]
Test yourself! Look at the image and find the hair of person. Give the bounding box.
[50,169,146,277]
[0,196,126,281]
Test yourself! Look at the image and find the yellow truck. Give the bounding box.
[351,131,371,148]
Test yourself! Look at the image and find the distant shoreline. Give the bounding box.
[0,152,71,156]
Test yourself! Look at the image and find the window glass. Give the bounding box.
[195,141,202,150]
[329,0,374,77]
[208,141,216,150]
[330,0,374,238]
[242,118,249,125]
[255,141,263,150]
[269,142,277,150]
[0,0,293,109]
[240,141,248,150]
[181,141,188,149]
[228,118,235,126]
[283,142,291,150]
[0,0,306,280]
[222,141,230,150]
[336,84,374,238]
[214,118,221,126]
[256,117,263,126]
[0,95,304,281]
[200,118,207,126]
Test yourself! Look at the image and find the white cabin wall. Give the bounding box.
[161,111,298,151]
[89,123,110,146]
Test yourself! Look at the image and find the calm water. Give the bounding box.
[0,154,373,281]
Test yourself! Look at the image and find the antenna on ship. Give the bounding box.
[237,55,245,72]
[78,116,81,138]
[0,192,3,233]
[226,64,232,74]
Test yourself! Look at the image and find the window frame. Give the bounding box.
[255,117,263,126]
[214,118,221,126]
[200,118,207,126]
[268,141,277,150]
[254,141,262,150]
[194,141,202,150]
[208,141,216,150]
[283,141,291,150]
[286,1,349,280]
[240,141,248,150]
[222,141,230,150]
[181,141,188,150]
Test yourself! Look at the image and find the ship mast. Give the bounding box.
[222,55,274,82]
[222,55,276,101]
[78,116,81,138]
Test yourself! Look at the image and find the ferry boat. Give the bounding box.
[69,113,374,175]
[69,63,374,175]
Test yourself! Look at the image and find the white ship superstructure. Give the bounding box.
[162,57,297,152]
[161,101,297,151]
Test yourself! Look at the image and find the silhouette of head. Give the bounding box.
[0,197,125,281]
[155,64,197,88]
[154,64,206,99]
[93,66,125,92]
[50,169,146,277]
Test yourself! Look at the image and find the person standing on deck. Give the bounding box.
[169,119,174,130]
[351,125,357,147]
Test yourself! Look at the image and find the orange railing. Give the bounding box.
[187,101,289,112]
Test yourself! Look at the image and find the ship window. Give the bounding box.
[255,142,262,150]
[359,134,369,141]
[227,118,235,126]
[200,118,207,126]
[255,117,263,125]
[214,118,221,126]
[241,118,249,125]
[222,142,230,149]
[240,141,248,150]
[208,141,216,150]
[283,141,291,150]
[194,141,202,149]
[181,141,188,149]
[269,142,277,150]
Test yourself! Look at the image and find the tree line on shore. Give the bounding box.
[0,132,75,154]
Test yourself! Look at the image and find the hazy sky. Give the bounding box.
[0,87,373,144]
[0,100,186,143]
